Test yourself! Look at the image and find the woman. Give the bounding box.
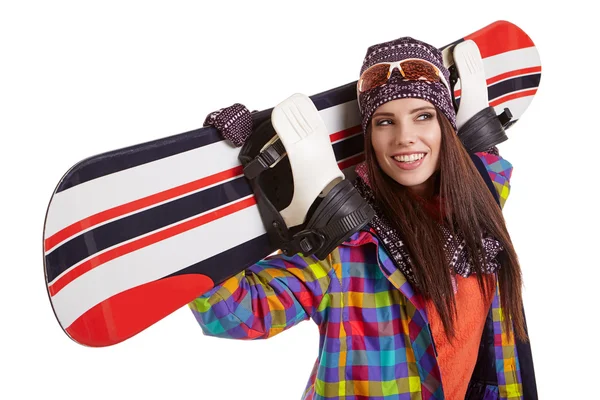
[190,36,536,399]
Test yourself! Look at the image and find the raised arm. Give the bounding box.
[189,251,336,340]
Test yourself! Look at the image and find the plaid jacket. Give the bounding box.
[189,151,537,399]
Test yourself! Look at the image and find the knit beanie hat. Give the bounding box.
[358,37,456,133]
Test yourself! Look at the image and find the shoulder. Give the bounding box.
[258,229,379,276]
[474,147,513,181]
[471,146,513,208]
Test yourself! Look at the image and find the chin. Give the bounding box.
[390,172,431,188]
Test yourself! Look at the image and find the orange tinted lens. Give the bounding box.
[358,64,390,92]
[400,60,440,82]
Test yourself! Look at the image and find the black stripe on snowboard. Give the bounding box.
[488,73,540,101]
[165,233,275,286]
[455,74,541,103]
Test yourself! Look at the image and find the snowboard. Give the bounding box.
[43,20,542,347]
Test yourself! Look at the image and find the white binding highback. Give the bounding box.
[270,93,345,228]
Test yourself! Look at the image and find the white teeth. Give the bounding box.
[393,153,425,162]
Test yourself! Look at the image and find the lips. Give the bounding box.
[391,153,427,171]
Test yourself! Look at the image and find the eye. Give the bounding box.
[375,119,392,126]
[416,113,433,121]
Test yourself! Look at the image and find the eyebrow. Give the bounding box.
[372,106,436,119]
[409,106,436,114]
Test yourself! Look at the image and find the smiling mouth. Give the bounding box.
[390,153,427,170]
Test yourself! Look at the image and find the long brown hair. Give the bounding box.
[364,110,527,341]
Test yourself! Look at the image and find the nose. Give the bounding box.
[393,123,417,146]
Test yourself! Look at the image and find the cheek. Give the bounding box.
[427,128,442,168]
[425,126,442,152]
[370,133,388,160]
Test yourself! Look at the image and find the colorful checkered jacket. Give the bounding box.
[189,151,537,399]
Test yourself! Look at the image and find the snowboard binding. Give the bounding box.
[239,93,374,260]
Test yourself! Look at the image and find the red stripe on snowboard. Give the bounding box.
[45,166,245,252]
[48,196,256,296]
[464,20,534,59]
[489,89,537,107]
[65,274,214,347]
[330,125,362,143]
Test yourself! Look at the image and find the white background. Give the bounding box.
[1,1,598,399]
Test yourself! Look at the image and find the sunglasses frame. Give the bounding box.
[357,58,451,100]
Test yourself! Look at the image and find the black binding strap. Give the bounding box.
[458,106,512,153]
[243,139,286,180]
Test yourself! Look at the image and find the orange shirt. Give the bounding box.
[416,193,496,397]
[424,274,495,400]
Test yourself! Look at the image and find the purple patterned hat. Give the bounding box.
[358,37,456,133]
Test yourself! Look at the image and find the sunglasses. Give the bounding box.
[357,58,450,95]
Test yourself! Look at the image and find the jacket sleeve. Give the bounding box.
[474,145,513,209]
[188,251,334,340]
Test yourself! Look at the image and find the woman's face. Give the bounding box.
[370,98,442,198]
